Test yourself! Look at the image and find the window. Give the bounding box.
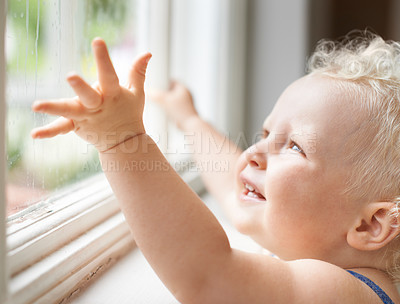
[0,1,7,301]
[5,0,141,216]
[1,0,247,302]
[3,0,155,302]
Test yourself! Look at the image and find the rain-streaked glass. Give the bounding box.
[6,0,139,216]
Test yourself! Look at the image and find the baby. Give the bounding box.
[31,31,400,303]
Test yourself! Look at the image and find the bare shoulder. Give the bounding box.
[287,259,400,304]
[202,251,399,304]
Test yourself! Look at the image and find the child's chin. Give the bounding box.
[231,213,259,236]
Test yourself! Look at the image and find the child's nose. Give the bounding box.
[245,141,268,169]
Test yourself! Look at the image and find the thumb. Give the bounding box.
[127,52,152,93]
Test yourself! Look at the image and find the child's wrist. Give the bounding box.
[91,121,146,153]
[98,132,147,153]
[180,115,203,132]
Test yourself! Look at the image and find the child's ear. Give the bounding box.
[347,202,400,251]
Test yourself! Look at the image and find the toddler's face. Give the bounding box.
[234,75,370,261]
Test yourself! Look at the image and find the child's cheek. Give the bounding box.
[266,163,315,210]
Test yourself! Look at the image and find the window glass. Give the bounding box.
[6,0,139,216]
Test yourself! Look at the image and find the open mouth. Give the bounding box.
[243,183,266,200]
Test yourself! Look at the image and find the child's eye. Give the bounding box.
[289,141,305,155]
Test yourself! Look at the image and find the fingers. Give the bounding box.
[147,88,165,103]
[170,81,192,96]
[32,98,86,119]
[147,81,191,104]
[92,38,120,97]
[127,52,152,93]
[31,117,75,139]
[66,74,102,109]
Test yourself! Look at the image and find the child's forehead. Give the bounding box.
[261,75,370,141]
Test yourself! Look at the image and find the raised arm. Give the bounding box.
[150,84,243,208]
[31,38,231,301]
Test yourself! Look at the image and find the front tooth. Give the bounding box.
[246,184,255,192]
[247,191,258,198]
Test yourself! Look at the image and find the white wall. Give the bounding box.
[245,0,309,144]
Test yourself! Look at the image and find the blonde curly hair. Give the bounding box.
[307,30,400,281]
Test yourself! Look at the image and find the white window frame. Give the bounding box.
[0,0,247,303]
[1,0,8,302]
[2,1,176,303]
[217,0,247,141]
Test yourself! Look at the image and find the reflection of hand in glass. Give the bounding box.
[31,38,152,152]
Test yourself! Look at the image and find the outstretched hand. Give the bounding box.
[31,38,152,152]
[149,81,198,131]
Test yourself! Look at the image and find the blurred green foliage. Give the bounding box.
[6,106,31,170]
[7,0,42,42]
[6,106,102,190]
[7,0,46,73]
[87,0,127,26]
[81,0,132,77]
[6,0,134,191]
[84,0,129,43]
[6,0,132,74]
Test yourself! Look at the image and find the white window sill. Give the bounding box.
[66,242,179,304]
[65,193,263,304]
[5,168,204,304]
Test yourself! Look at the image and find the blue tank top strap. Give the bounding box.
[346,270,394,304]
